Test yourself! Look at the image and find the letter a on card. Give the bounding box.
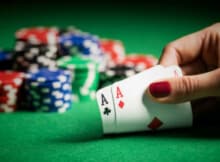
[96,85,116,133]
[101,93,109,106]
[116,86,123,98]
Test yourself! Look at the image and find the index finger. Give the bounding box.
[159,28,206,66]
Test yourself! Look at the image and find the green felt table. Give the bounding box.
[0,1,220,162]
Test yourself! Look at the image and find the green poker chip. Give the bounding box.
[57,55,99,102]
[57,56,98,70]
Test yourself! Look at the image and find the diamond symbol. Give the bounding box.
[118,100,124,109]
[148,117,163,130]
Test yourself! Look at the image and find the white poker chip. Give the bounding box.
[55,100,63,107]
[52,82,61,88]
[64,94,71,101]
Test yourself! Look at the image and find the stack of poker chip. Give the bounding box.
[100,39,125,64]
[57,56,99,102]
[98,64,140,88]
[0,71,24,112]
[13,27,60,72]
[98,54,158,88]
[0,49,14,70]
[59,28,105,64]
[119,54,158,71]
[25,68,72,113]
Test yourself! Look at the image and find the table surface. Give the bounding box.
[0,1,220,162]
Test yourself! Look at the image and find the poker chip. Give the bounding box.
[25,68,72,113]
[13,40,60,72]
[119,54,158,71]
[59,29,105,63]
[57,56,99,102]
[13,27,60,72]
[98,54,157,88]
[0,25,160,114]
[100,39,125,64]
[16,27,59,45]
[98,64,139,88]
[0,71,24,113]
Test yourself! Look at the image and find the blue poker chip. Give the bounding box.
[25,68,73,113]
[26,91,72,112]
[40,97,72,106]
[25,81,72,95]
[26,80,72,91]
[59,32,102,57]
[39,103,72,113]
[26,89,72,101]
[26,68,72,83]
[31,100,72,109]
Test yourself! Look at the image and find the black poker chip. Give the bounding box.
[13,40,60,72]
[98,64,139,88]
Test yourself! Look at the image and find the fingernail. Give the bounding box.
[149,81,171,98]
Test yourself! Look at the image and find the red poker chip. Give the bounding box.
[16,27,59,44]
[0,96,8,103]
[0,71,24,84]
[119,54,158,71]
[0,71,24,112]
[0,87,5,94]
[0,104,16,113]
[100,39,125,63]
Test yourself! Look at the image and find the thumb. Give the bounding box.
[147,69,220,103]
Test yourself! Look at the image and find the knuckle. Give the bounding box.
[173,77,199,99]
[163,43,175,53]
[162,43,182,63]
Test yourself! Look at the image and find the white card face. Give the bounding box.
[164,65,182,78]
[111,65,192,133]
[142,65,192,130]
[143,97,191,130]
[111,65,166,133]
[96,85,116,133]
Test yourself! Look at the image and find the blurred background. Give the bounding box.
[0,0,219,56]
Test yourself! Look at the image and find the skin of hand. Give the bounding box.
[147,23,220,104]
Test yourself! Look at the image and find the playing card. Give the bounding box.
[111,65,168,133]
[143,96,191,130]
[112,65,192,133]
[96,85,116,133]
[143,65,192,130]
[96,65,192,134]
[164,65,182,78]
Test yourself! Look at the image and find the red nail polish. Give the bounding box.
[149,81,171,98]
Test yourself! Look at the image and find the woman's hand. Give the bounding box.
[147,23,220,103]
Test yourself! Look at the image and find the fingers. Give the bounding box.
[181,58,207,75]
[147,69,220,103]
[149,23,220,103]
[160,23,220,67]
[159,29,206,66]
